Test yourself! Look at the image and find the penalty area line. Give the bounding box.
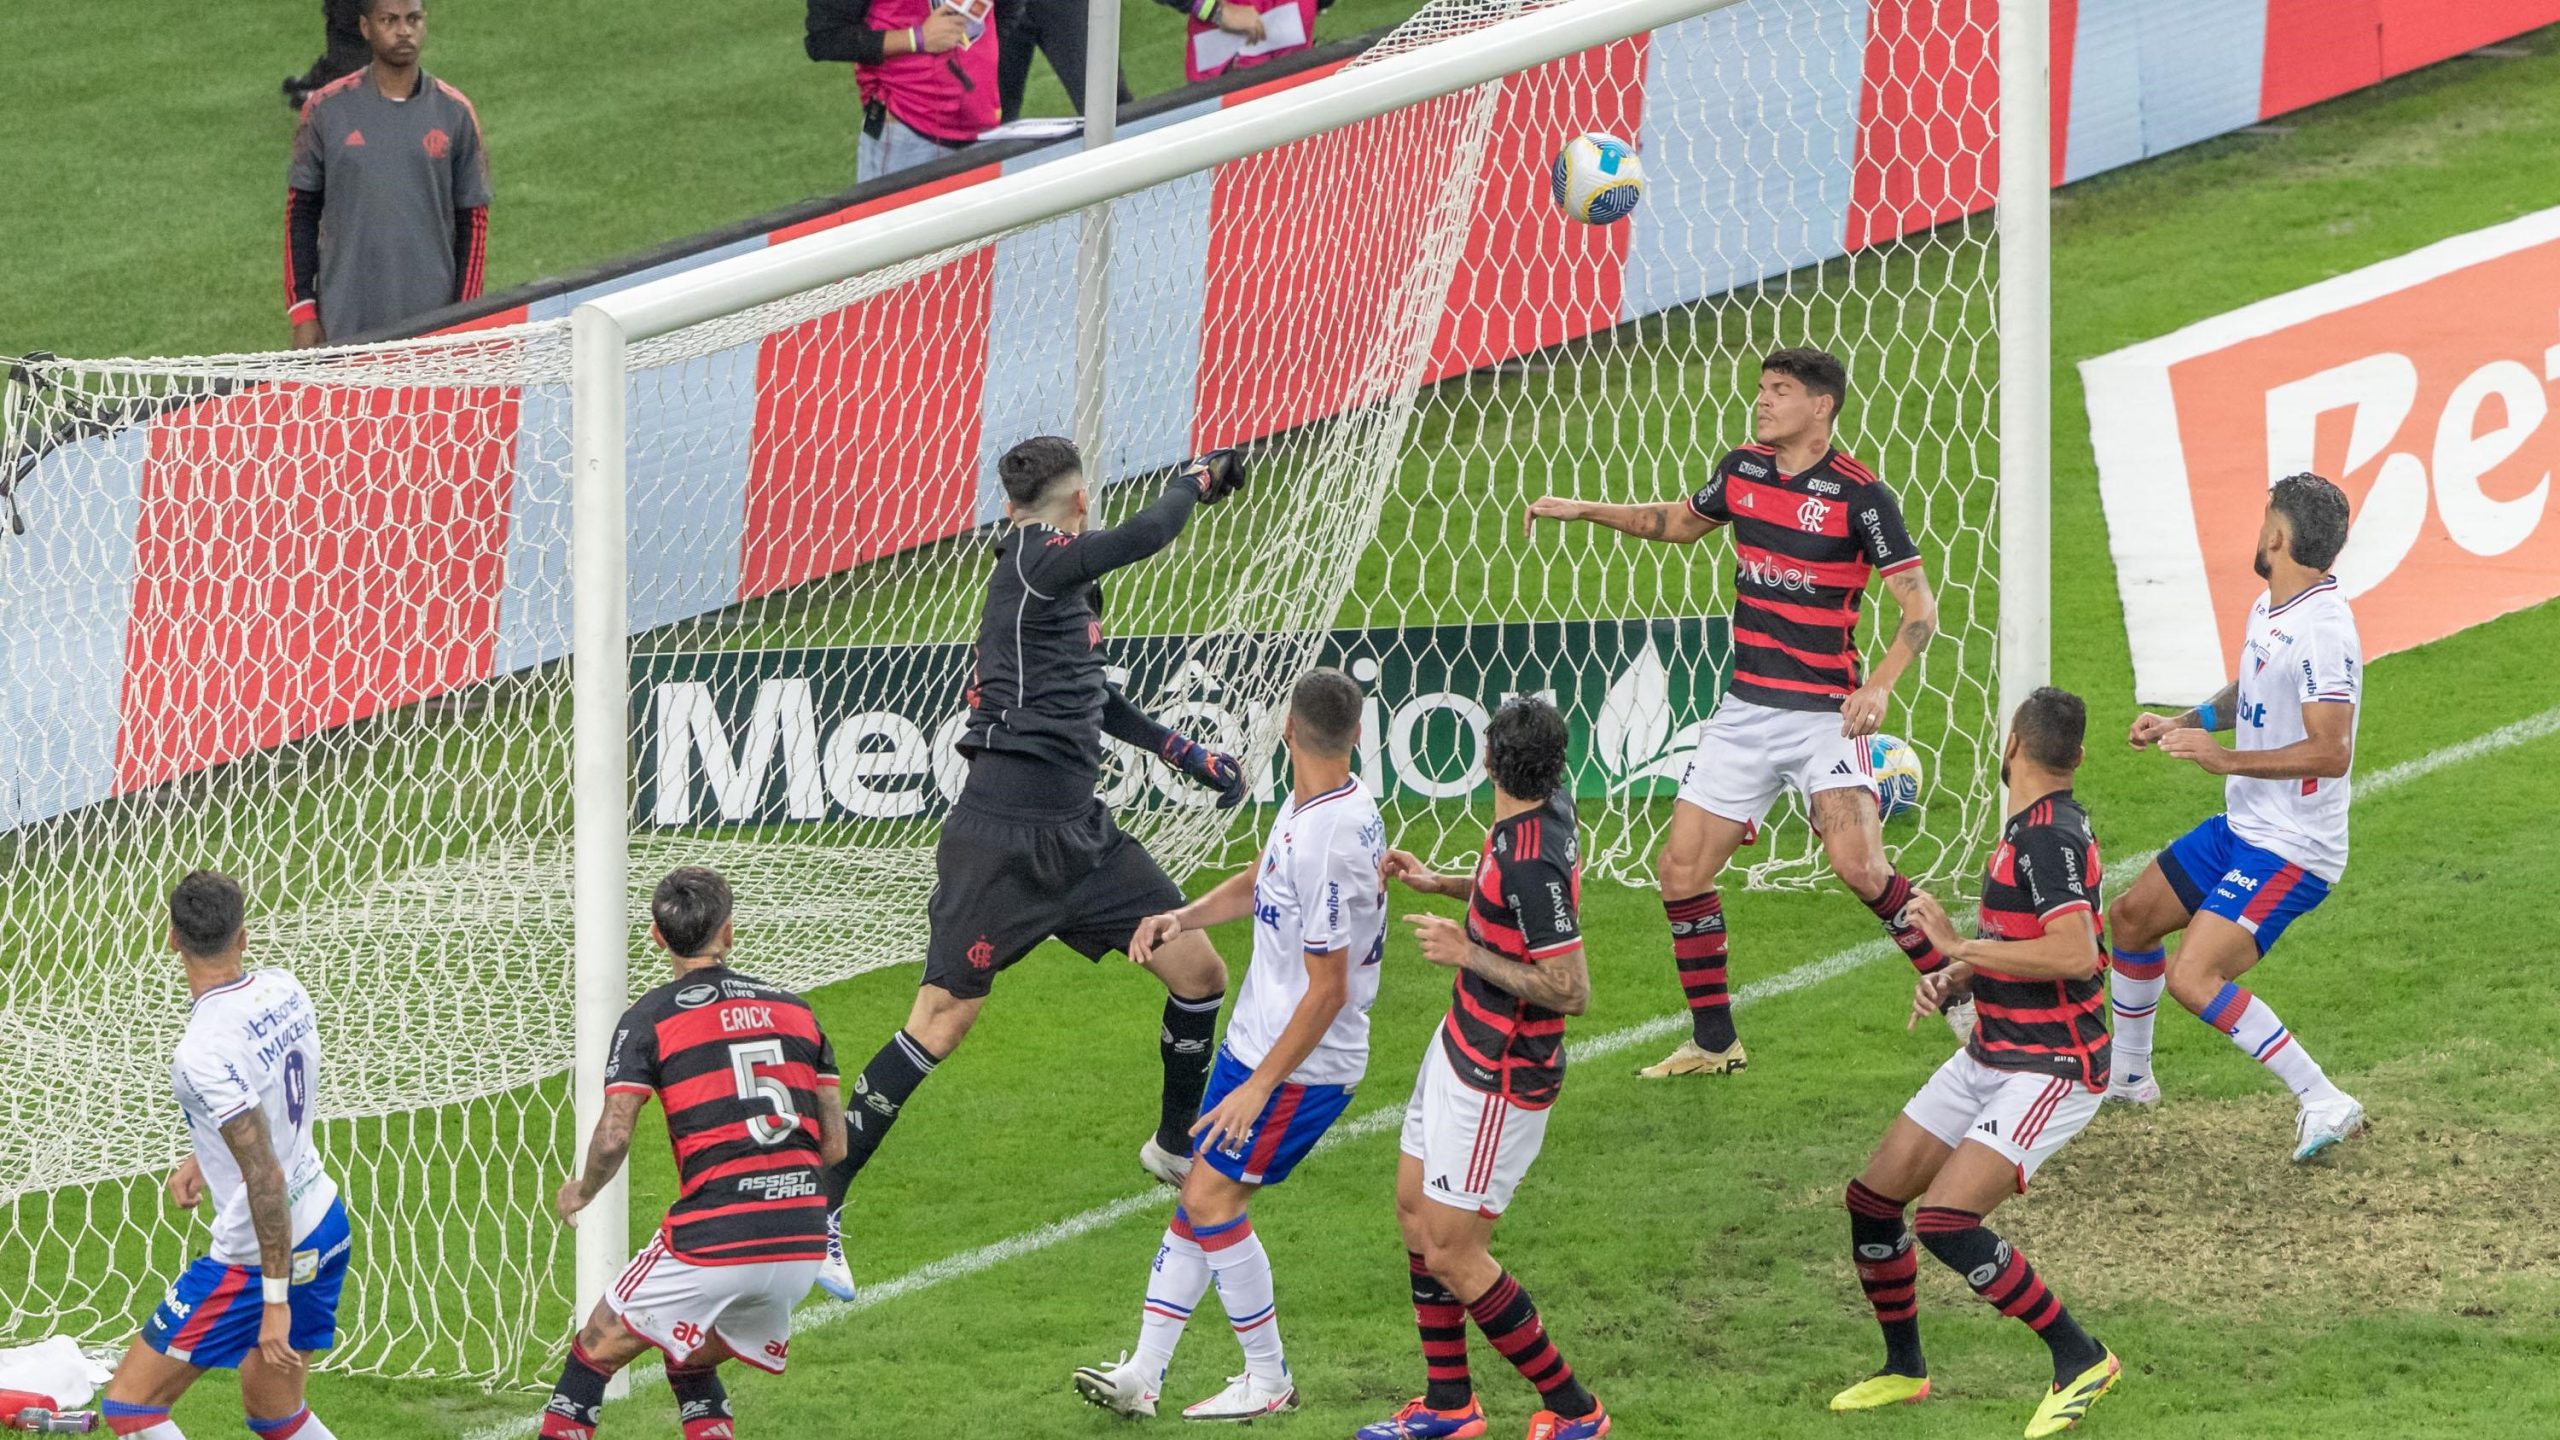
[464,699,2559,1438]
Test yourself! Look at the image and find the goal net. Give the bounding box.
[0,0,2007,1388]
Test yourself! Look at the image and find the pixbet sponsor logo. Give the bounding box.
[2087,204,2560,702]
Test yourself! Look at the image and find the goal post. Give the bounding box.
[0,0,2043,1393]
[1996,0,2051,739]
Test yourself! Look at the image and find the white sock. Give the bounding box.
[247,1405,338,1440]
[1198,1212,1287,1386]
[2108,946,2166,1081]
[2202,982,2339,1103]
[1135,1209,1212,1383]
[116,1424,187,1440]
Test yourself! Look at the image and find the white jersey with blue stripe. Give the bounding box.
[2226,577,2360,883]
[1224,779,1389,1087]
[173,969,339,1264]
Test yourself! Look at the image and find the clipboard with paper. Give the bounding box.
[1188,1,1310,78]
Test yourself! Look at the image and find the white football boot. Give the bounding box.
[1183,1371,1300,1423]
[2292,1092,2366,1162]
[2104,1070,2162,1107]
[1074,1353,1163,1418]
[1140,1135,1194,1189]
[813,1211,858,1302]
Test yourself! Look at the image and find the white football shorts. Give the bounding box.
[1901,1049,2101,1191]
[1401,1026,1552,1220]
[1677,694,1875,828]
[607,1233,820,1373]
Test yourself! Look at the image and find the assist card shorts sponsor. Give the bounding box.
[143,1197,351,1367]
[1901,1049,2100,1191]
[1677,695,1875,828]
[608,1234,821,1373]
[1400,1025,1550,1219]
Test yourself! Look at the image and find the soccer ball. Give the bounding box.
[1550,133,1644,225]
[1870,733,1925,819]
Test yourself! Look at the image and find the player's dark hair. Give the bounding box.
[169,869,246,959]
[1762,346,1849,423]
[2012,686,2086,772]
[2268,472,2351,572]
[998,435,1083,511]
[653,867,734,959]
[1485,696,1570,804]
[1288,667,1362,757]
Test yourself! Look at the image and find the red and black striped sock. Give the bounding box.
[1464,1271,1597,1420]
[1915,1207,2104,1383]
[1845,1180,1925,1376]
[1861,871,1947,975]
[1665,890,1736,1050]
[1409,1252,1473,1411]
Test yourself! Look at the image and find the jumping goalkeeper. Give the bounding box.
[814,435,1251,1300]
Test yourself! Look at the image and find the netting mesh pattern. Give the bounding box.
[0,0,2000,1386]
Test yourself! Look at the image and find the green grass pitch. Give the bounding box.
[10,11,2560,1440]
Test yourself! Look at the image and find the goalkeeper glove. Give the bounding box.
[1171,448,1248,506]
[1160,732,1249,809]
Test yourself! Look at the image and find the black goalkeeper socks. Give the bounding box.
[1157,991,1224,1155]
[824,1029,940,1205]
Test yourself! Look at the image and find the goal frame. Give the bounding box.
[564,0,2049,1346]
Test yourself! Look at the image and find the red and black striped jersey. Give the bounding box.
[1441,793,1582,1110]
[604,966,840,1265]
[1686,445,1924,713]
[1968,791,2110,1091]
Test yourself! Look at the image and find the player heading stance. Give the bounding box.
[1525,347,1954,1078]
[2105,473,2365,1160]
[1364,698,1608,1440]
[813,436,1250,1298]
[1074,669,1387,1422]
[1831,689,2119,1438]
[101,871,352,1440]
[541,869,845,1440]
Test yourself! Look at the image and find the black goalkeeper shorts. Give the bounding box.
[922,799,1184,1000]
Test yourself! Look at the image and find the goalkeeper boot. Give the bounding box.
[1073,1353,1162,1418]
[1637,1038,1747,1079]
[813,1212,858,1302]
[1830,1372,1931,1411]
[2023,1350,2119,1438]
[1181,1370,1298,1422]
[1355,1398,1487,1440]
[1524,1399,1609,1440]
[1140,1135,1194,1189]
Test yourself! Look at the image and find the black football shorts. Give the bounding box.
[922,800,1184,1000]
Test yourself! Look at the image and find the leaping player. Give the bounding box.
[1074,668,1387,1423]
[100,871,353,1440]
[1525,346,1958,1078]
[2104,472,2366,1161]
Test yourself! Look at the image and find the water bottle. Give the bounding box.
[11,1409,99,1434]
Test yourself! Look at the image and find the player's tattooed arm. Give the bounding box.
[218,1108,296,1289]
[813,1078,850,1169]
[1522,496,1716,544]
[557,1090,648,1221]
[1841,568,1936,737]
[2131,681,2237,748]
[1456,940,1591,1015]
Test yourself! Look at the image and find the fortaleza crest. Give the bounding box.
[632,618,1729,827]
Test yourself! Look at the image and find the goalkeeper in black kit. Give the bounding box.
[815,435,1252,1300]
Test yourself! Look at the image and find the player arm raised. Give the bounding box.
[1522,495,1717,544]
[1193,945,1351,1155]
[216,1108,305,1368]
[555,1090,648,1225]
[1046,450,1247,587]
[1129,863,1260,966]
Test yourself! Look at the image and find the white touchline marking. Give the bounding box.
[467,701,2560,1437]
